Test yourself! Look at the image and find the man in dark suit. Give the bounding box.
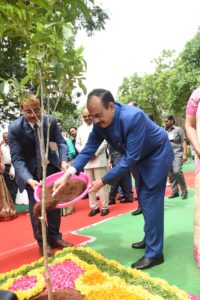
[9,93,72,257]
[53,89,174,270]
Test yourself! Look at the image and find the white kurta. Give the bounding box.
[75,122,109,209]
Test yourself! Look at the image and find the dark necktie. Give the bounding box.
[33,124,42,181]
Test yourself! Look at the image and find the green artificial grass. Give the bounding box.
[77,188,200,296]
[182,157,195,172]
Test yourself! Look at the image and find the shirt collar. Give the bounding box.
[28,121,40,129]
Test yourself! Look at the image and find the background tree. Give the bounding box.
[118,50,176,124]
[118,28,200,124]
[167,27,200,115]
[0,37,27,123]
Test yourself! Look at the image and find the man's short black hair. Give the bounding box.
[87,89,115,109]
[165,115,175,123]
[69,126,77,131]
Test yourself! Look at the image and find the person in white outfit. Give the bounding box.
[76,108,109,216]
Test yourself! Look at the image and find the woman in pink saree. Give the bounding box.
[185,88,200,268]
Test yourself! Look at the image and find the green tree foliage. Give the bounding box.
[0,0,109,124]
[0,37,27,122]
[167,28,200,114]
[0,37,26,80]
[118,28,200,124]
[118,50,176,124]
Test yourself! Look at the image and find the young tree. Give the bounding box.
[0,0,109,123]
[0,1,108,299]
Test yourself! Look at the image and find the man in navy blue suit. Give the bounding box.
[53,89,173,270]
[9,93,72,257]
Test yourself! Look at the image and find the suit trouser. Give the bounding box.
[27,164,62,246]
[84,167,109,209]
[3,165,18,203]
[109,172,133,200]
[136,174,166,258]
[168,156,187,195]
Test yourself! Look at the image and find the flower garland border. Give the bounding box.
[0,247,189,300]
[0,271,45,300]
[71,247,189,300]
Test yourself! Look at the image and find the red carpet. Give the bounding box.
[0,172,195,273]
[0,195,138,273]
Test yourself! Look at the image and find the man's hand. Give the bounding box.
[52,171,71,197]
[49,141,58,151]
[0,163,5,174]
[27,178,41,190]
[61,161,70,172]
[89,179,105,193]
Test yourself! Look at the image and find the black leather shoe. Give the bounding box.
[39,245,54,257]
[132,241,146,249]
[131,255,164,270]
[109,199,116,205]
[88,207,100,217]
[101,208,109,216]
[181,192,188,199]
[51,240,73,249]
[168,192,179,199]
[131,207,142,216]
[120,198,133,203]
[116,195,124,201]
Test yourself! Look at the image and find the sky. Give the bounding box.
[76,0,200,104]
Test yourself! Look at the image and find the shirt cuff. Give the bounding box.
[67,166,77,175]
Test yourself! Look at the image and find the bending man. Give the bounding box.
[53,89,173,270]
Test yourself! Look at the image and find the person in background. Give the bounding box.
[9,93,72,257]
[108,144,133,205]
[69,127,78,158]
[76,108,109,217]
[1,132,18,203]
[62,132,76,161]
[164,115,188,199]
[56,120,76,161]
[185,87,200,268]
[0,147,17,221]
[53,89,174,270]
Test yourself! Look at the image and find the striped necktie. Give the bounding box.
[33,124,42,181]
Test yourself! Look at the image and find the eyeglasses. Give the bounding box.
[83,115,91,119]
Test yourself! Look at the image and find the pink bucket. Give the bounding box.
[34,171,91,208]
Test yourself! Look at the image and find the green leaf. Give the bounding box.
[35,52,46,60]
[54,63,64,78]
[20,75,30,87]
[0,81,10,96]
[29,0,51,12]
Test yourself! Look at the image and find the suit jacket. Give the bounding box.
[72,103,174,189]
[9,115,68,192]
